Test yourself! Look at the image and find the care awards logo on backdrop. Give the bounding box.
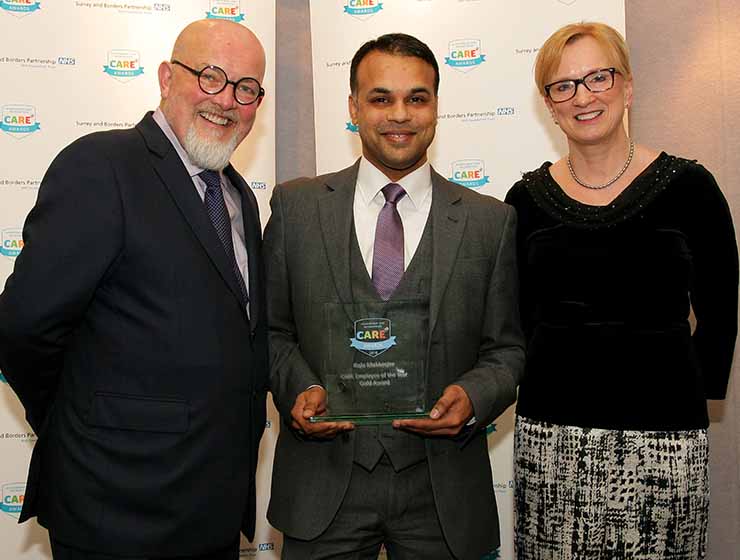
[0,483,25,520]
[345,122,359,134]
[444,39,486,73]
[104,50,144,84]
[449,159,490,189]
[0,0,40,17]
[0,370,7,383]
[1,104,40,139]
[343,0,383,20]
[206,0,244,22]
[0,228,23,260]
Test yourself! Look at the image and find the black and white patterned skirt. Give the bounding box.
[513,416,709,559]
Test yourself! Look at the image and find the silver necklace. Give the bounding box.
[567,139,635,190]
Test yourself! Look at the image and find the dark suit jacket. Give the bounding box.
[0,112,269,557]
[264,161,525,560]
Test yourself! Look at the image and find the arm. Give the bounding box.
[395,205,526,435]
[0,136,123,432]
[688,165,739,399]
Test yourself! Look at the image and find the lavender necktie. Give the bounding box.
[372,183,406,301]
[199,170,249,308]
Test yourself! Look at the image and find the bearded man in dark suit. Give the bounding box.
[265,33,525,560]
[0,19,269,560]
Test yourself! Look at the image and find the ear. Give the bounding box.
[158,61,173,99]
[544,95,558,123]
[348,94,359,124]
[623,78,634,110]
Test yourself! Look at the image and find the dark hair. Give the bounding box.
[349,33,440,95]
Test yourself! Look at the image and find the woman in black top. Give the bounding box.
[505,22,738,559]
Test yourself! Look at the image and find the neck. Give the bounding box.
[567,131,631,185]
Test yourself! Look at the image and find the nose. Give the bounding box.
[572,81,595,106]
[387,100,411,122]
[212,83,238,110]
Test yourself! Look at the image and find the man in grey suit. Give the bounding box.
[265,33,525,560]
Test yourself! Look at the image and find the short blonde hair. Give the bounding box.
[534,22,632,96]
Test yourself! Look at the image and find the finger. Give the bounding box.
[302,389,327,418]
[304,420,354,439]
[429,386,463,419]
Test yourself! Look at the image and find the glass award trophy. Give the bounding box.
[310,300,429,425]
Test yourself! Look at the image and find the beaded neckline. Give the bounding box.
[522,152,692,229]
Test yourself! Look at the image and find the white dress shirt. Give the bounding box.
[353,157,433,277]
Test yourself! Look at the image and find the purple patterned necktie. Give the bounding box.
[199,170,249,308]
[372,183,407,301]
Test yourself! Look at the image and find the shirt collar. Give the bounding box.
[152,108,207,179]
[356,157,432,210]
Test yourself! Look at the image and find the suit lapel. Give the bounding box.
[136,114,249,320]
[318,161,360,306]
[429,168,467,336]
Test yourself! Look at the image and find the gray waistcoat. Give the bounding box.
[350,216,433,472]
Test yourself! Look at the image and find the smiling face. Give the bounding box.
[545,35,632,148]
[348,51,438,182]
[158,20,265,170]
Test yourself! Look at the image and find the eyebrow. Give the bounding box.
[366,86,432,95]
[550,67,605,83]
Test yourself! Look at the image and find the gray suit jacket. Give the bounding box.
[264,161,524,560]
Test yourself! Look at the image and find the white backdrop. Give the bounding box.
[0,1,280,558]
[309,1,625,558]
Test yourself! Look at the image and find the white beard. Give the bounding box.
[182,123,239,171]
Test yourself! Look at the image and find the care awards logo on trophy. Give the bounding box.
[449,159,490,189]
[1,104,40,139]
[444,39,486,73]
[1,483,25,520]
[206,0,244,22]
[343,0,383,21]
[0,228,23,260]
[104,50,144,84]
[0,0,40,18]
[314,301,428,425]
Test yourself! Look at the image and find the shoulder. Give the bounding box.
[660,153,728,209]
[504,162,551,208]
[51,126,140,171]
[274,164,356,199]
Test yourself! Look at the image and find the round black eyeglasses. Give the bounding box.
[544,68,619,103]
[171,60,265,105]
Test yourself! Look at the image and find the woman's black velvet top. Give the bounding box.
[505,153,738,430]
